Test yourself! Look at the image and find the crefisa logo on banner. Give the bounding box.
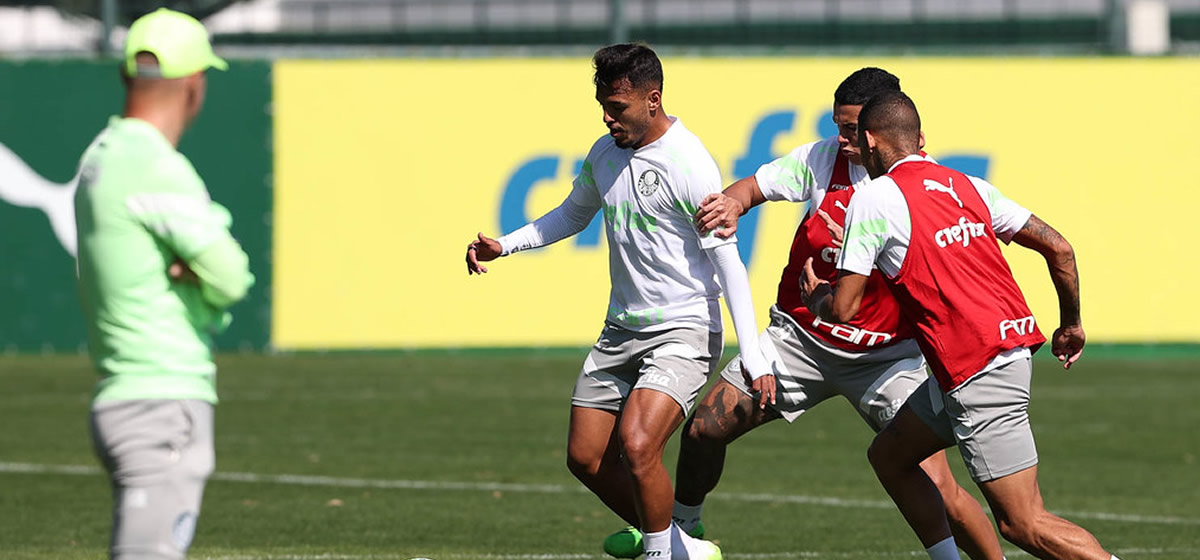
[496,109,990,267]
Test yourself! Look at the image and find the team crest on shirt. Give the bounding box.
[637,170,661,196]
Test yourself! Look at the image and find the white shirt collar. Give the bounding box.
[635,116,680,152]
[886,153,933,173]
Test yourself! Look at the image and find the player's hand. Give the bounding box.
[694,193,744,238]
[799,257,830,314]
[750,373,777,409]
[816,209,844,248]
[466,232,502,275]
[1051,324,1085,370]
[168,259,199,284]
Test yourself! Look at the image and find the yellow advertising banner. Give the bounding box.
[273,58,1200,349]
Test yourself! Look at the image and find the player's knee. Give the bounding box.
[936,485,975,526]
[565,451,583,476]
[618,432,660,475]
[996,516,1041,551]
[997,506,1059,552]
[866,437,893,477]
[565,444,603,481]
[923,466,962,505]
[867,425,916,480]
[566,455,598,482]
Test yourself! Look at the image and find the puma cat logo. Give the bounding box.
[923,177,964,208]
[0,142,79,256]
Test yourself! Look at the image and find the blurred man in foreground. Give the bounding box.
[74,9,253,558]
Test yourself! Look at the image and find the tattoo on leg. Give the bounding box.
[692,383,774,441]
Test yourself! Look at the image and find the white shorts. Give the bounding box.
[907,358,1039,482]
[721,306,927,431]
[572,322,723,416]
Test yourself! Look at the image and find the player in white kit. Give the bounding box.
[466,44,771,560]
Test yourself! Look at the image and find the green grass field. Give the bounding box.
[1,350,1197,559]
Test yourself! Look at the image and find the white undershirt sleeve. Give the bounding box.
[754,142,818,203]
[838,185,890,277]
[707,243,771,380]
[968,176,1033,243]
[497,198,599,256]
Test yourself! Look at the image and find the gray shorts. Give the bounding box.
[907,358,1039,483]
[721,306,927,430]
[572,323,723,416]
[91,399,215,560]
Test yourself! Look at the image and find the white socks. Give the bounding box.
[644,527,671,560]
[925,536,961,560]
[672,501,704,534]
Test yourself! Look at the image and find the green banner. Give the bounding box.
[0,60,272,351]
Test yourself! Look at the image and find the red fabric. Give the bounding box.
[886,160,1045,390]
[776,151,912,351]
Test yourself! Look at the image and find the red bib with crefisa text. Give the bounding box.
[776,151,911,352]
[886,160,1045,390]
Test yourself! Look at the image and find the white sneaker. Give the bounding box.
[686,539,722,560]
[671,523,721,560]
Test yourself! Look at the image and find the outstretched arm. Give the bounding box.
[693,175,767,238]
[1011,214,1084,369]
[466,198,597,275]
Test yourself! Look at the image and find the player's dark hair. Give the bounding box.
[859,90,921,148]
[593,43,664,92]
[834,67,901,106]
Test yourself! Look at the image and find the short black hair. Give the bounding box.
[592,43,664,92]
[858,90,921,147]
[834,67,901,106]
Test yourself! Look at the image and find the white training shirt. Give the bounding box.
[754,136,872,215]
[837,153,1036,373]
[501,117,736,333]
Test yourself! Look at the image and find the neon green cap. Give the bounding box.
[124,8,228,79]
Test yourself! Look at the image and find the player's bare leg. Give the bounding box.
[978,466,1113,560]
[675,378,779,506]
[618,388,687,534]
[868,404,957,550]
[567,406,639,526]
[919,451,1005,560]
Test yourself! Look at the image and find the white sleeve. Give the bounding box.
[679,161,738,250]
[707,243,770,380]
[498,152,603,255]
[969,176,1032,243]
[837,184,891,276]
[753,142,817,203]
[498,197,598,255]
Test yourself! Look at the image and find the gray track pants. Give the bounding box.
[90,399,214,559]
